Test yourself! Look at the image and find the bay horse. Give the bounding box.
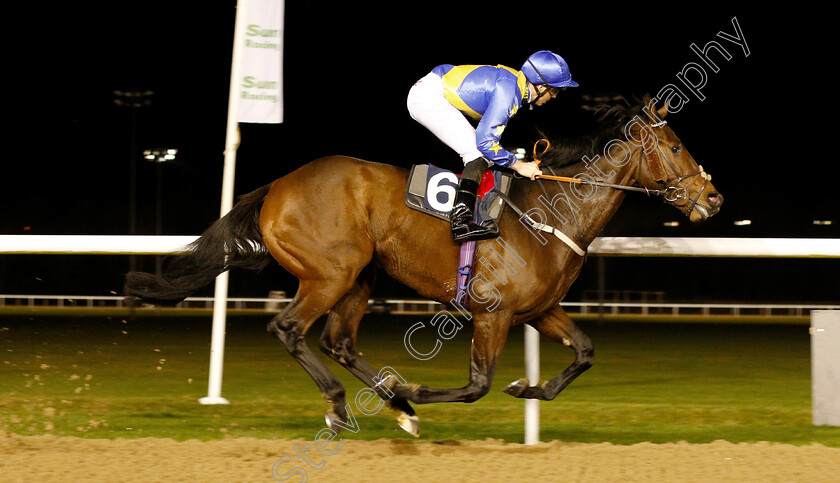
[124,96,723,436]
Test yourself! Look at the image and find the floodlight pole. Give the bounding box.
[199,0,250,405]
[155,158,162,276]
[113,89,153,273]
[144,149,177,277]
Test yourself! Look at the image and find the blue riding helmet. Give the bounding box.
[521,50,579,88]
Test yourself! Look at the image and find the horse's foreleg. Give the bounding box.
[503,306,593,400]
[318,264,420,436]
[390,311,512,404]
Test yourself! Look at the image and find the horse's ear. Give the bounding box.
[642,93,668,120]
[656,97,669,119]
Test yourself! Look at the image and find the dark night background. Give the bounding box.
[2,3,837,303]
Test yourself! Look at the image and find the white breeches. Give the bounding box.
[407,72,483,165]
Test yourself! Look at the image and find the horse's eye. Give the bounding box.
[671,145,682,154]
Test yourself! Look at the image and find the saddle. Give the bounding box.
[404,164,513,225]
[404,164,514,306]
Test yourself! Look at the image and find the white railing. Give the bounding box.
[0,295,291,310]
[1,294,836,319]
[562,301,840,318]
[1,235,839,257]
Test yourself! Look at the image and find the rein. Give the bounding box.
[531,134,686,202]
[533,119,714,208]
[501,121,713,256]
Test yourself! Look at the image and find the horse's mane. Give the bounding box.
[536,101,644,169]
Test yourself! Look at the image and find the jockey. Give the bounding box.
[407,50,579,242]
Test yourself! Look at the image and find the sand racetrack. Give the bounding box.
[2,431,838,482]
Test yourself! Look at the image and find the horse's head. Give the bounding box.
[632,96,723,222]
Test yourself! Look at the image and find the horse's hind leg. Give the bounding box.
[390,310,512,405]
[319,263,420,436]
[503,306,594,400]
[267,279,356,429]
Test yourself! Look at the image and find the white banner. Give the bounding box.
[238,0,284,124]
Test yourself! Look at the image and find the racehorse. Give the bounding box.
[124,95,723,436]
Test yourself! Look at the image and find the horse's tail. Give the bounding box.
[124,184,273,306]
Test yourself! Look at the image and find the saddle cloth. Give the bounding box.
[404,164,513,307]
[404,164,512,224]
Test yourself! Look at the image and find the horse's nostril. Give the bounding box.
[707,192,723,208]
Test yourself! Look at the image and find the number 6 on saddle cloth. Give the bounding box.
[404,164,513,305]
[404,164,513,226]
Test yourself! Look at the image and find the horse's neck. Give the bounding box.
[533,151,637,247]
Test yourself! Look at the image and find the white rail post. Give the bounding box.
[812,310,840,426]
[198,0,251,406]
[524,325,540,444]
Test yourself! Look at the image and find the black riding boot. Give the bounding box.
[450,158,499,242]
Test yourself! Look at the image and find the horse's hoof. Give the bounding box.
[397,412,420,437]
[324,410,345,433]
[324,413,340,432]
[503,377,529,397]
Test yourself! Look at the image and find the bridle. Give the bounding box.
[491,121,716,256]
[637,121,712,215]
[533,120,713,215]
